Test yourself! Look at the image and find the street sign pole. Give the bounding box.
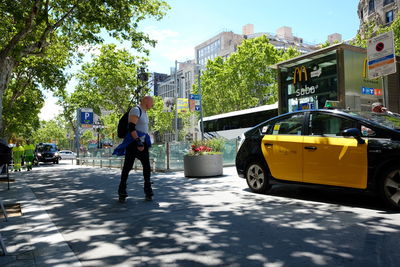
[75,109,81,159]
[383,75,389,108]
[174,60,178,142]
[197,66,204,140]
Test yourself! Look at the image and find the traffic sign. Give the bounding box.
[367,31,396,79]
[189,94,201,111]
[80,108,93,125]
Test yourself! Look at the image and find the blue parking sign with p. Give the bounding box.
[80,110,93,125]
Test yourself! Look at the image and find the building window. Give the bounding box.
[386,10,394,24]
[384,0,394,6]
[368,0,374,13]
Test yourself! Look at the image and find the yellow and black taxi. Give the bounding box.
[235,109,400,210]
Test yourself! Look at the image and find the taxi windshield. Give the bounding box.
[37,144,57,152]
[347,111,400,130]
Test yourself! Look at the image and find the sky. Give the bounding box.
[39,0,360,120]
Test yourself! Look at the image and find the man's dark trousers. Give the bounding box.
[118,141,152,197]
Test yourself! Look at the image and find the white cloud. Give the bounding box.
[144,26,180,42]
[141,26,196,73]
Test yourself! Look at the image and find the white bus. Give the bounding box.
[199,103,278,140]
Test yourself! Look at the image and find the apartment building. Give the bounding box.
[358,0,399,34]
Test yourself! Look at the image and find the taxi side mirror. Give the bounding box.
[342,128,365,144]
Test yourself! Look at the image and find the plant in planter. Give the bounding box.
[184,138,225,177]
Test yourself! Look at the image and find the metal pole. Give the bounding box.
[382,76,389,108]
[75,109,81,159]
[198,66,205,140]
[174,60,179,142]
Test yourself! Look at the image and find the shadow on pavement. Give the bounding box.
[12,165,400,266]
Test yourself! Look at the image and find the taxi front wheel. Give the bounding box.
[380,166,400,210]
[246,161,271,194]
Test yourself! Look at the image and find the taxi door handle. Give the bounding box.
[304,146,317,150]
[264,143,273,147]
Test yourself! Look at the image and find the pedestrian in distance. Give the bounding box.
[12,142,24,172]
[371,102,388,113]
[23,140,35,171]
[113,96,154,202]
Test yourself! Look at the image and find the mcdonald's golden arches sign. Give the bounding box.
[293,66,308,84]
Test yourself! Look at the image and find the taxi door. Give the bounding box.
[302,113,368,189]
[261,113,305,182]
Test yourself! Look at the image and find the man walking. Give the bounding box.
[114,96,154,202]
[23,140,35,171]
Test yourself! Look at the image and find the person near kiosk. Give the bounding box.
[371,102,388,113]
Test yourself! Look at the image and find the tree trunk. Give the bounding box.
[0,56,16,138]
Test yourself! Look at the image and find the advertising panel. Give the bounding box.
[343,50,382,111]
[177,98,188,113]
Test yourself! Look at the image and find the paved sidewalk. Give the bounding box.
[1,163,400,267]
[0,164,241,267]
[0,168,81,267]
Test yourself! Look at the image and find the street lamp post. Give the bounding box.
[93,119,104,149]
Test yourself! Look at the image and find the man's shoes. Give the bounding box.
[118,194,128,203]
[144,189,153,201]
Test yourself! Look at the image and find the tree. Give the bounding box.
[58,43,151,145]
[80,130,95,148]
[0,0,169,137]
[32,119,68,147]
[72,44,149,115]
[147,96,175,138]
[2,40,70,139]
[196,35,300,116]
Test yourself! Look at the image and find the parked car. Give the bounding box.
[35,143,61,164]
[236,109,400,210]
[59,150,76,160]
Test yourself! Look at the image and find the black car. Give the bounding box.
[236,109,400,210]
[35,143,61,164]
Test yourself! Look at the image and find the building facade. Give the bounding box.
[157,60,198,99]
[149,72,169,96]
[194,25,322,67]
[195,31,243,66]
[358,0,399,33]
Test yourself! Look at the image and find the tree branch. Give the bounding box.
[0,0,42,59]
[22,4,77,56]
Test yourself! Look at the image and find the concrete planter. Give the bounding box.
[184,154,223,178]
